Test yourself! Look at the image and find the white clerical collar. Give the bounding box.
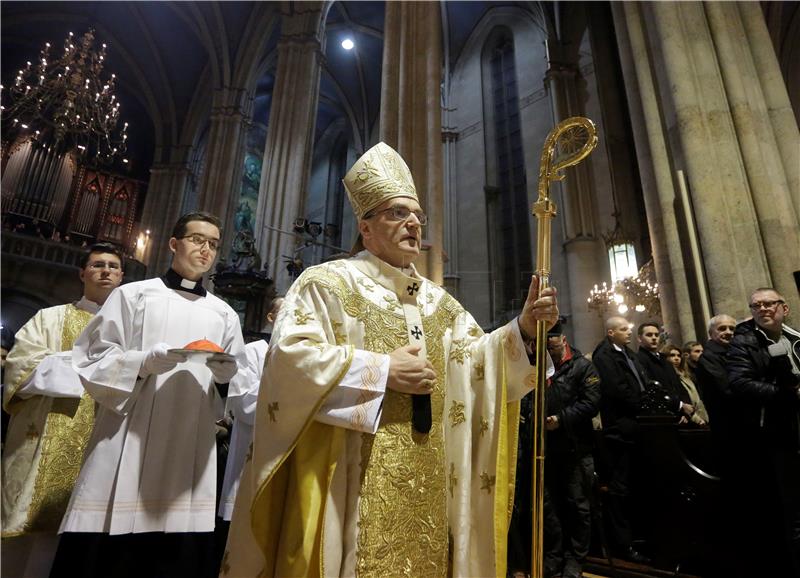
[75,296,101,314]
[612,342,624,352]
[350,250,424,298]
[180,278,197,289]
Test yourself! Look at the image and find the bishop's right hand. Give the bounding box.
[139,342,187,377]
[387,345,437,395]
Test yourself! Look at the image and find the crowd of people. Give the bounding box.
[0,142,797,578]
[507,301,799,578]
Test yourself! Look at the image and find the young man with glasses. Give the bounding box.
[727,287,800,576]
[51,212,245,578]
[2,243,124,578]
[223,142,558,577]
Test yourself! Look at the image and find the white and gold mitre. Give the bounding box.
[342,142,418,220]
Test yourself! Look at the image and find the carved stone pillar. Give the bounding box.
[612,2,696,342]
[255,2,324,292]
[703,2,800,301]
[649,2,797,316]
[197,87,252,250]
[139,157,191,275]
[738,2,800,217]
[379,1,444,284]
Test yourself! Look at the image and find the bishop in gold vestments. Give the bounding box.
[223,143,557,577]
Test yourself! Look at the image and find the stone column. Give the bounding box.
[139,157,191,275]
[612,2,696,342]
[704,2,800,305]
[255,1,324,291]
[543,57,605,353]
[197,87,252,250]
[739,2,800,217]
[379,1,444,284]
[645,1,795,316]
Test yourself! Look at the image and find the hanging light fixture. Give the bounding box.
[0,29,129,164]
[603,210,638,283]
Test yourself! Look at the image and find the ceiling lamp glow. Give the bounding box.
[341,38,354,50]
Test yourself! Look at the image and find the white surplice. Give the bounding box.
[60,278,245,535]
[218,339,267,521]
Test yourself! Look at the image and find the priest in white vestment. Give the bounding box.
[223,142,559,577]
[1,243,124,578]
[50,212,246,578]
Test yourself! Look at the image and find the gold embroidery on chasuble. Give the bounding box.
[355,287,461,578]
[479,417,490,437]
[294,308,313,325]
[26,305,95,532]
[448,401,465,427]
[504,327,522,362]
[26,423,39,440]
[449,338,471,365]
[297,267,464,577]
[480,472,497,493]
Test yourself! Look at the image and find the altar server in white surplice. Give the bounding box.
[51,212,245,578]
[1,243,124,578]
[223,143,559,578]
[218,297,283,523]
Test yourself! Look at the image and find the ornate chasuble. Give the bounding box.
[223,251,537,578]
[352,269,457,577]
[2,304,95,535]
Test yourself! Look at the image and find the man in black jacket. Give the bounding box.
[695,313,749,575]
[542,324,601,578]
[695,314,737,430]
[591,316,650,564]
[728,288,800,576]
[635,322,694,423]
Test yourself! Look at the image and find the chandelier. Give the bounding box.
[588,259,660,317]
[0,29,129,164]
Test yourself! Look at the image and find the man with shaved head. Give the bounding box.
[591,316,650,564]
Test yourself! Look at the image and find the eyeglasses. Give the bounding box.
[87,260,122,271]
[748,299,785,311]
[181,233,220,251]
[365,205,428,225]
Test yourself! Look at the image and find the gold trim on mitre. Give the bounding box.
[342,142,418,220]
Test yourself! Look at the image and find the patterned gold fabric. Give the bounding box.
[342,142,419,219]
[1,303,95,537]
[26,306,95,532]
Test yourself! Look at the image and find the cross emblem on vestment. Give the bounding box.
[410,326,422,340]
[26,423,39,440]
[267,402,279,422]
[407,282,420,296]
